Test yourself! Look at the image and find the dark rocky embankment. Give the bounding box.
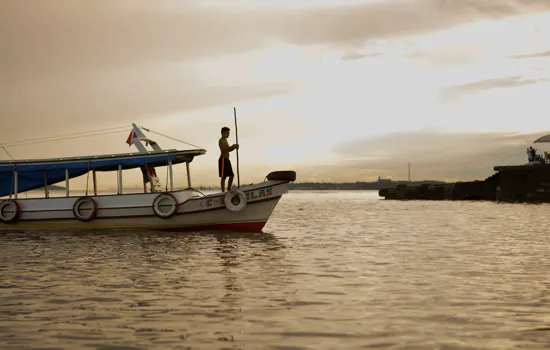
[379,164,550,203]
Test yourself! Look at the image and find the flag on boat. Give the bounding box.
[126,130,138,146]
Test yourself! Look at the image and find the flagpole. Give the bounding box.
[234,107,240,188]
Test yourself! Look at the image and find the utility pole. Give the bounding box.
[408,163,411,183]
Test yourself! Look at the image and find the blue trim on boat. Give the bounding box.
[0,150,206,197]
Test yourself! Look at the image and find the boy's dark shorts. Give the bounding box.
[218,157,234,178]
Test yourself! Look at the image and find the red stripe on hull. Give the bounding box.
[153,221,267,233]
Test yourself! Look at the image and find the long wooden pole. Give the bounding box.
[234,107,240,188]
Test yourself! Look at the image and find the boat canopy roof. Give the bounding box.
[534,135,550,143]
[0,149,206,197]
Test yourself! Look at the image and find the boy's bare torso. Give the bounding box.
[219,137,230,158]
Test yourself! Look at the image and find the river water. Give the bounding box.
[2,191,550,349]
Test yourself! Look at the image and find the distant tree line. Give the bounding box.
[288,180,446,190]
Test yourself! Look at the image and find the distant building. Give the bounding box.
[377,176,392,184]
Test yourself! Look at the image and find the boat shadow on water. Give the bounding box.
[0,228,282,246]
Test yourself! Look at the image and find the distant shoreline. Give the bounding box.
[44,181,447,192]
[288,181,446,191]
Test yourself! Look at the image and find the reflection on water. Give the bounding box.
[2,191,550,349]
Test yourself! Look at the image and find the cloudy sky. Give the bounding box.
[2,0,550,187]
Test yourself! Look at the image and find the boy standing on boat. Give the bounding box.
[219,127,239,192]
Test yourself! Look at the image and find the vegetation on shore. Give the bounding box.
[288,180,446,191]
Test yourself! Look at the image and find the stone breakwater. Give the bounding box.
[379,163,550,203]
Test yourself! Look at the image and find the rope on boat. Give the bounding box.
[0,145,14,160]
[0,126,131,148]
[187,188,206,197]
[165,154,170,192]
[138,125,203,149]
[85,160,91,196]
[8,165,15,199]
[1,125,203,151]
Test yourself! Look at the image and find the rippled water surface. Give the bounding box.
[2,191,550,349]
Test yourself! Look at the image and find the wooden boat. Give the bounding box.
[0,124,296,232]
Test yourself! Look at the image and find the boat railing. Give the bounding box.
[6,156,194,200]
[2,124,207,200]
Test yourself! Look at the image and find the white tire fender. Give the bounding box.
[0,199,20,223]
[224,190,247,212]
[153,193,178,219]
[73,197,98,221]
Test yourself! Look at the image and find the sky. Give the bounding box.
[2,0,550,188]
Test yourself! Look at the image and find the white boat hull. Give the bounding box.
[0,180,289,232]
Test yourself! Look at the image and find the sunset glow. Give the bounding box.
[2,0,550,186]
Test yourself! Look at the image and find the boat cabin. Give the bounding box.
[0,125,207,199]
